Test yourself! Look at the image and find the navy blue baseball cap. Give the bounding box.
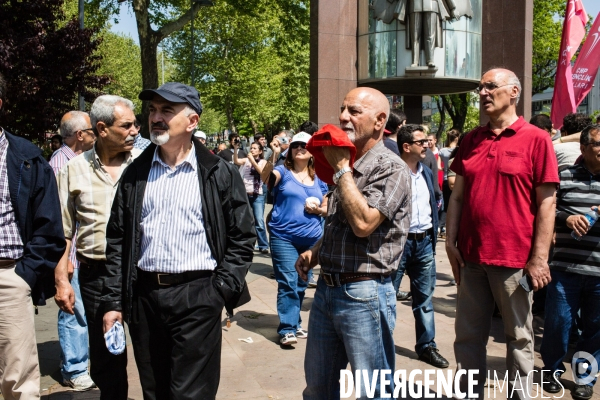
[139,82,203,115]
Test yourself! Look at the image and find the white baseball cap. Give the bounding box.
[193,130,207,140]
[290,131,311,144]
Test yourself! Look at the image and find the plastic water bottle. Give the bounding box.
[571,207,599,241]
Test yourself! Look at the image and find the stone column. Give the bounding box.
[480,0,533,123]
[309,0,358,127]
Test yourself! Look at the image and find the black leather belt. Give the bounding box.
[320,272,385,287]
[77,255,106,268]
[137,269,213,287]
[407,230,430,240]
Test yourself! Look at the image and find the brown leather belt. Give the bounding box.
[137,269,213,287]
[0,258,16,268]
[320,272,385,287]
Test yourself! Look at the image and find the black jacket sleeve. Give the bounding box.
[102,173,126,312]
[17,158,66,304]
[213,163,256,308]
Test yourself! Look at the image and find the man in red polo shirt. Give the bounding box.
[446,68,559,399]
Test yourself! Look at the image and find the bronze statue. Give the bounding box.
[371,0,473,68]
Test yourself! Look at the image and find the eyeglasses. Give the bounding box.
[79,128,94,134]
[290,142,306,149]
[410,139,429,147]
[475,82,513,94]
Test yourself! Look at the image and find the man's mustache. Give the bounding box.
[151,123,169,131]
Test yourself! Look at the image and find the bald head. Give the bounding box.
[482,68,522,104]
[339,88,390,155]
[60,111,91,141]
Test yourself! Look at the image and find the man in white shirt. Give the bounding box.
[396,124,449,369]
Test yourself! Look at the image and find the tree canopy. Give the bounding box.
[0,0,108,140]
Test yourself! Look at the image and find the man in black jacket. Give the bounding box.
[103,82,255,400]
[0,71,66,399]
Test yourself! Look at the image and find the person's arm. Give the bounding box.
[54,239,75,314]
[295,238,322,281]
[523,183,556,291]
[553,132,581,144]
[232,143,247,166]
[445,175,466,284]
[102,170,127,333]
[247,156,265,174]
[260,139,282,186]
[448,175,456,191]
[323,147,386,237]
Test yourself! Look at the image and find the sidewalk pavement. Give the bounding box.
[15,239,598,399]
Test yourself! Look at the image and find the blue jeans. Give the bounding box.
[541,270,600,386]
[398,235,437,356]
[57,268,90,380]
[303,276,396,400]
[248,193,269,250]
[270,235,315,336]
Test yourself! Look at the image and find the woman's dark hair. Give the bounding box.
[385,109,407,134]
[449,133,465,159]
[250,142,264,159]
[284,145,315,180]
[446,129,461,144]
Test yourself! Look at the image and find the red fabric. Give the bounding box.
[449,118,559,268]
[551,0,588,130]
[573,12,600,106]
[306,124,357,185]
[435,153,443,190]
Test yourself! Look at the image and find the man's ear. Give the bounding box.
[187,113,199,133]
[96,121,108,138]
[0,98,3,112]
[76,130,84,142]
[374,111,387,131]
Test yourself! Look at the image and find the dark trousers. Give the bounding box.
[129,272,225,400]
[79,264,128,400]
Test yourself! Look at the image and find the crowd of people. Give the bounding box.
[0,65,599,400]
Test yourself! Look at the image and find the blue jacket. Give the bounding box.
[5,131,66,305]
[419,162,439,253]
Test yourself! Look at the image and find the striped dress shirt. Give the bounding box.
[57,145,141,260]
[552,161,600,277]
[50,144,80,267]
[138,147,217,273]
[0,130,23,259]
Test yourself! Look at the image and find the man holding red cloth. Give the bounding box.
[446,68,559,398]
[296,87,411,399]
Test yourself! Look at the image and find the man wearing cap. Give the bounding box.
[296,87,411,398]
[103,82,255,399]
[54,95,141,399]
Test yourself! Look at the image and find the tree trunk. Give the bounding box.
[225,103,236,134]
[250,120,259,136]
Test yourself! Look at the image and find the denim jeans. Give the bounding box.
[248,193,269,250]
[271,236,316,336]
[303,276,396,400]
[541,270,600,386]
[398,235,437,356]
[57,267,90,380]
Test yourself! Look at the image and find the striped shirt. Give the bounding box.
[57,145,141,260]
[552,161,600,277]
[318,140,412,274]
[133,134,151,151]
[138,147,217,273]
[49,144,77,175]
[0,129,23,259]
[50,144,80,268]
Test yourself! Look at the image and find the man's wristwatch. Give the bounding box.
[333,167,352,185]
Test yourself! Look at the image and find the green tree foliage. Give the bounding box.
[532,0,565,96]
[95,31,143,110]
[432,93,480,139]
[0,1,109,140]
[168,0,309,136]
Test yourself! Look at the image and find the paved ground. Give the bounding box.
[10,238,598,399]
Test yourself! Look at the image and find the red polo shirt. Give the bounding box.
[450,117,559,268]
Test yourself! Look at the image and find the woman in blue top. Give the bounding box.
[260,132,328,346]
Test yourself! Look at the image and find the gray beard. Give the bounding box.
[150,131,170,146]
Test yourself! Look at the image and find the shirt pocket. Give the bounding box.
[498,150,530,176]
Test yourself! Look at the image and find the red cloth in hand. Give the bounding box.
[306,124,357,185]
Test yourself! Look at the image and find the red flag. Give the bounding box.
[572,13,600,107]
[551,0,588,130]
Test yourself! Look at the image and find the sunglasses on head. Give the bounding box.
[290,142,307,149]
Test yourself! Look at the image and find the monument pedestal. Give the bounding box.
[405,66,438,77]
